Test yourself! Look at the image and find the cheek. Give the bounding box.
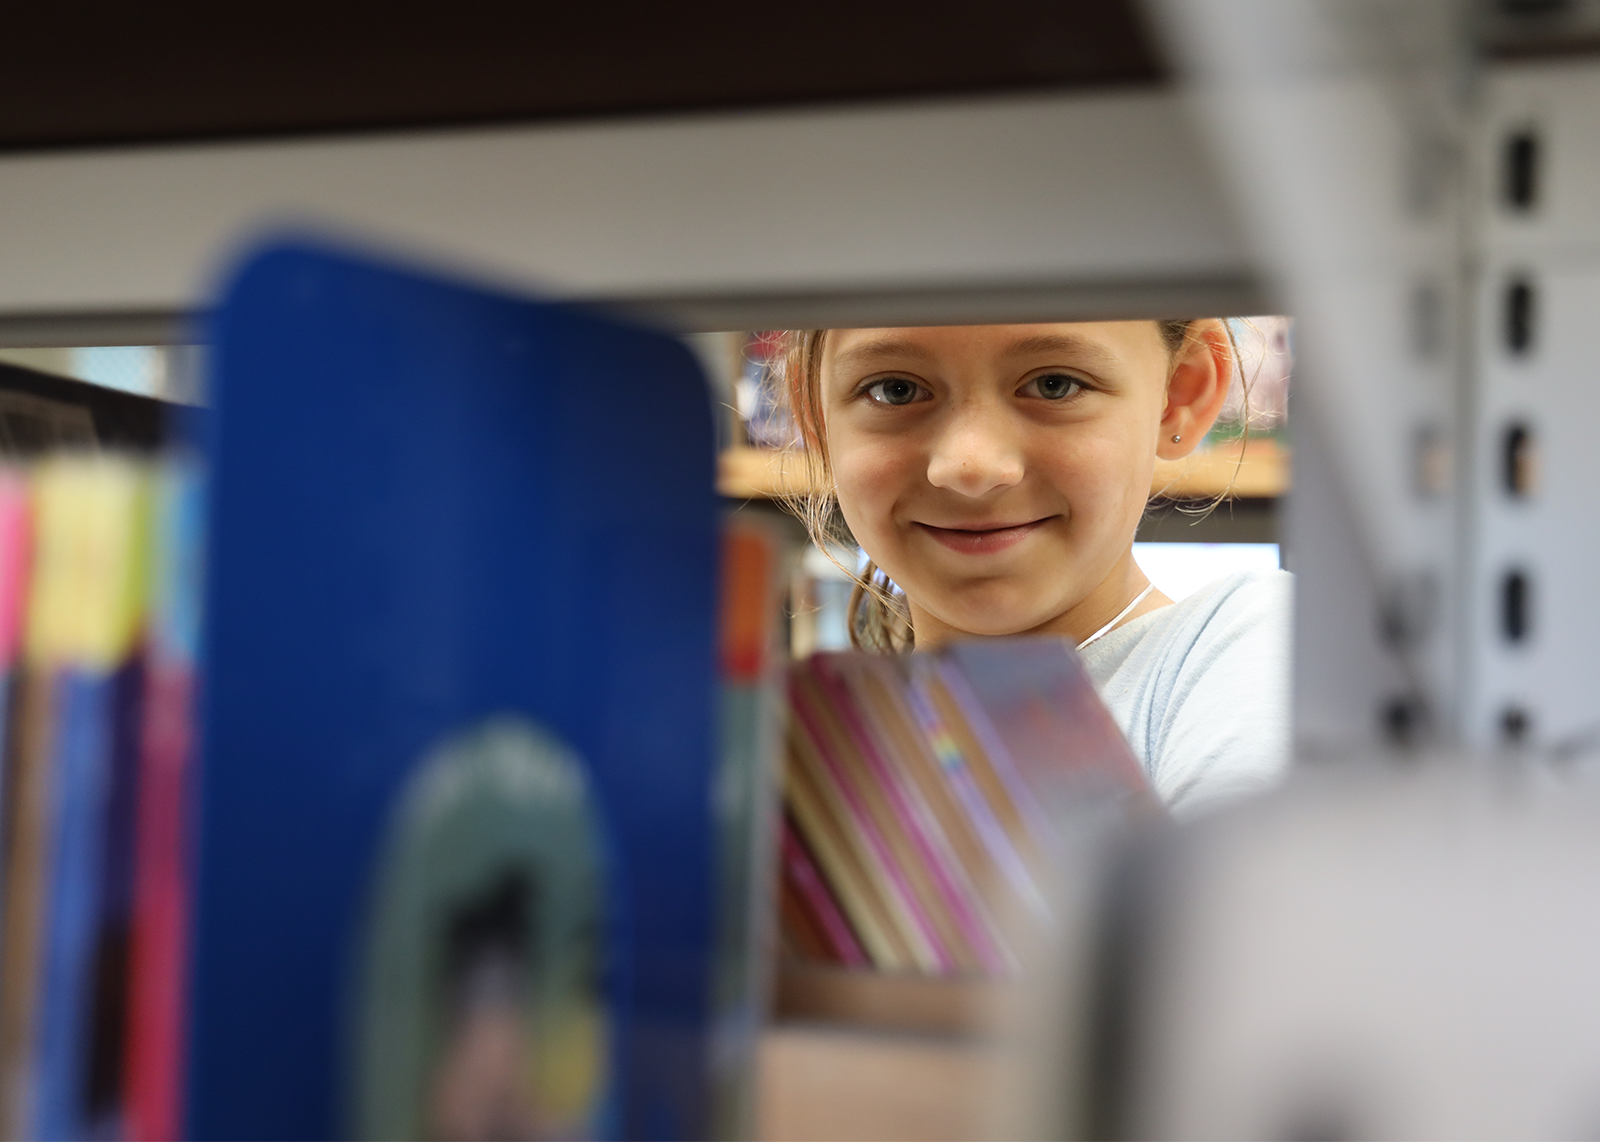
[1037,421,1156,517]
[826,424,921,560]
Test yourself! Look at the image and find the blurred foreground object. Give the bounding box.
[1150,0,1473,756]
[191,240,724,1140]
[1150,0,1600,758]
[1007,763,1600,1139]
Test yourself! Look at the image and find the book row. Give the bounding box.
[0,456,200,1141]
[779,639,1154,976]
[0,451,790,1141]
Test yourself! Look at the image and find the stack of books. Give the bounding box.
[0,450,787,1142]
[0,454,200,1142]
[781,639,1154,977]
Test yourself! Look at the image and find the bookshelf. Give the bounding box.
[759,965,1007,1140]
[757,1023,1001,1142]
[0,325,1289,1142]
[773,960,1004,1036]
[719,437,1289,502]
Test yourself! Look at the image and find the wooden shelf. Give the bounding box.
[757,1024,1001,1142]
[718,446,815,500]
[1151,436,1287,500]
[719,438,1288,502]
[772,958,1006,1037]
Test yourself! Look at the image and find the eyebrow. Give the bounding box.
[829,330,1125,376]
[1001,333,1122,370]
[828,337,939,372]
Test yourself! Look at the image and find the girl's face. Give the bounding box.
[821,322,1221,646]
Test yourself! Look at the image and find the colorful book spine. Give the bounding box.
[904,661,1051,923]
[0,467,32,723]
[0,471,35,1137]
[782,726,911,970]
[945,639,1156,830]
[0,470,33,901]
[712,515,786,1140]
[779,871,833,961]
[779,823,866,967]
[124,458,204,1142]
[844,660,1014,972]
[0,647,57,1138]
[27,458,151,1141]
[788,670,945,971]
[782,638,1150,980]
[812,657,1004,974]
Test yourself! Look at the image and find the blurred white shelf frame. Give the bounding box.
[0,90,1265,340]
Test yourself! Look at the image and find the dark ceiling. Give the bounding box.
[0,2,1167,152]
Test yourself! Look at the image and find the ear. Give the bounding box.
[1157,319,1234,460]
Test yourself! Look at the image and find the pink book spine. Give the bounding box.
[813,660,1008,975]
[126,464,203,1142]
[781,824,868,968]
[789,670,952,971]
[124,658,194,1142]
[0,472,32,670]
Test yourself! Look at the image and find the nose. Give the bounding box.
[925,407,1025,499]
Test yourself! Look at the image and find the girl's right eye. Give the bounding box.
[863,377,931,406]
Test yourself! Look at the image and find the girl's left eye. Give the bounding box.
[1021,372,1084,401]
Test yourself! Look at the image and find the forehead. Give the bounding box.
[823,321,1159,374]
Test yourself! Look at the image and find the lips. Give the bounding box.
[914,517,1051,555]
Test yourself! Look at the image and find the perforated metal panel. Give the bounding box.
[1471,60,1600,751]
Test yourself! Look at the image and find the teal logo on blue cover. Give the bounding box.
[353,717,610,1141]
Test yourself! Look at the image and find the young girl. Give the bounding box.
[778,320,1290,816]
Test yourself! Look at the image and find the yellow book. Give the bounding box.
[27,457,151,670]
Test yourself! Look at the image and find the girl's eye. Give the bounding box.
[1022,372,1084,401]
[864,377,930,406]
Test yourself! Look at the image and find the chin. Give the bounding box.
[926,588,1064,640]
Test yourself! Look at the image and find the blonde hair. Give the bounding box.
[773,320,1220,652]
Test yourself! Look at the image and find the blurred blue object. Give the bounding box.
[190,240,719,1140]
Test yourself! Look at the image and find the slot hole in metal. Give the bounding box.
[1502,421,1536,497]
[1505,278,1536,355]
[1504,129,1540,211]
[1501,705,1531,745]
[1502,568,1531,643]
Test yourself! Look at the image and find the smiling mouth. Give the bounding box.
[914,517,1054,555]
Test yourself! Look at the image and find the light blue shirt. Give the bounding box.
[1080,569,1293,816]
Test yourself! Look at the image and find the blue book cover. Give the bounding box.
[190,241,720,1140]
[25,459,152,1142]
[32,663,144,1142]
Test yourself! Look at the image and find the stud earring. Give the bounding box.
[1171,434,1181,443]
